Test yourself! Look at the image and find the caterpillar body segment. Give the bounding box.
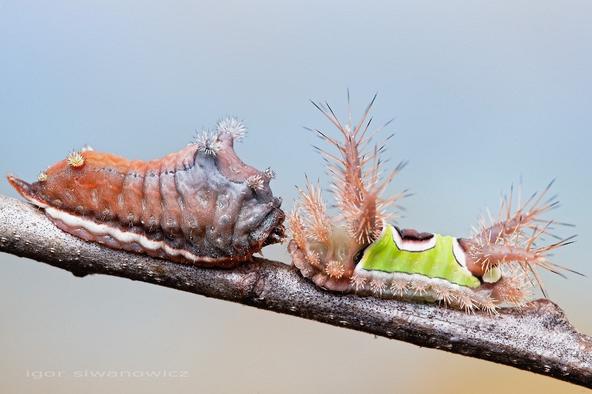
[8,118,285,267]
[288,96,578,312]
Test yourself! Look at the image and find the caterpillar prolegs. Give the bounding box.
[8,118,285,267]
[288,96,581,313]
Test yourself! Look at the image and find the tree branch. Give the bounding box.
[0,194,591,388]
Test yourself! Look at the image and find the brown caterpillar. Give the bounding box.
[8,118,285,267]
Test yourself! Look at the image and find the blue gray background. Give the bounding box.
[1,1,591,393]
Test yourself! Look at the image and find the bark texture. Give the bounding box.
[0,194,591,388]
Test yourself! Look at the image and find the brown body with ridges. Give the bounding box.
[8,121,285,267]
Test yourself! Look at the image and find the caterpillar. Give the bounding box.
[288,95,581,313]
[8,118,285,267]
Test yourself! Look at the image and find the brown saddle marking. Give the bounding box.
[395,227,434,242]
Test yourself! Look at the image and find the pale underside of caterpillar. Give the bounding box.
[8,118,285,267]
[288,95,581,313]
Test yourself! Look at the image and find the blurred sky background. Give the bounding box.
[1,1,591,393]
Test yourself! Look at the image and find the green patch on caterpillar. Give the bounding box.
[357,225,480,289]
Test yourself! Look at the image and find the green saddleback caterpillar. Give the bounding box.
[288,95,580,313]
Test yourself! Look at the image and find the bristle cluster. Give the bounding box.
[474,180,563,245]
[294,179,332,243]
[195,131,222,156]
[37,171,48,182]
[307,94,407,245]
[468,180,579,298]
[217,117,247,141]
[491,269,531,306]
[326,260,346,279]
[67,151,85,168]
[288,203,331,276]
[264,167,275,180]
[246,174,266,191]
[194,118,248,155]
[289,95,407,293]
[245,166,276,192]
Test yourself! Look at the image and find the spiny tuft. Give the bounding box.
[350,274,367,291]
[246,174,266,191]
[325,260,345,279]
[217,117,247,141]
[195,131,222,156]
[264,167,276,180]
[67,151,85,168]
